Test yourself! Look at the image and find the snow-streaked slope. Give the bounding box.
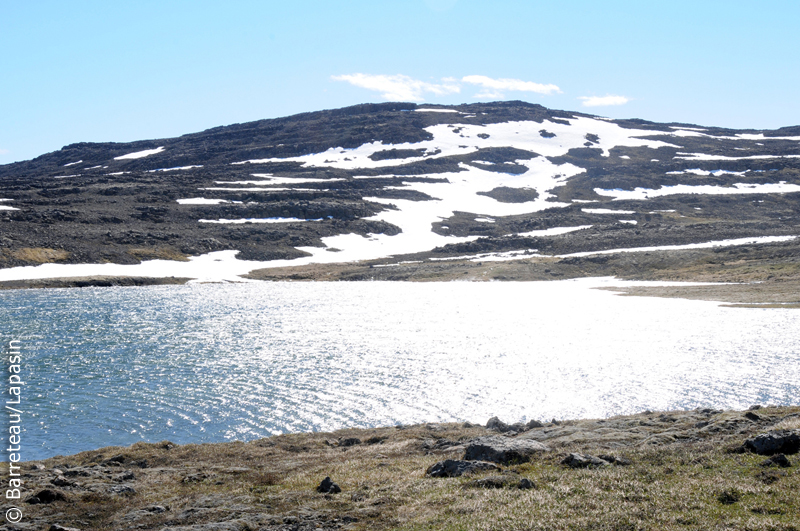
[232,116,680,169]
[282,158,585,264]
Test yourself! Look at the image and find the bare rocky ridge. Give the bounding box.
[1,101,799,291]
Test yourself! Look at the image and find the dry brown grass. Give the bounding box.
[6,247,70,263]
[127,246,189,262]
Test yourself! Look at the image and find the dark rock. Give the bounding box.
[425,459,501,478]
[744,411,761,421]
[743,430,800,455]
[486,416,509,432]
[339,437,361,447]
[421,438,460,451]
[485,416,538,433]
[116,470,136,481]
[109,484,136,495]
[748,405,762,410]
[62,468,90,477]
[760,454,791,468]
[26,489,67,504]
[464,436,549,465]
[518,478,535,489]
[463,475,517,489]
[316,476,341,494]
[718,489,740,505]
[598,454,632,466]
[560,453,611,468]
[50,476,75,487]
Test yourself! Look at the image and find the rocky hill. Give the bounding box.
[1,101,799,287]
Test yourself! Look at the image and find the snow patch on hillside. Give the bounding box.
[582,208,636,214]
[148,165,203,172]
[114,146,165,160]
[596,182,800,200]
[559,235,797,258]
[177,198,238,205]
[516,225,592,237]
[199,217,326,224]
[675,152,800,161]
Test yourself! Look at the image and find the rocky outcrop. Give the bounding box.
[463,436,549,465]
[560,453,612,468]
[425,459,501,477]
[743,430,800,455]
[486,416,543,433]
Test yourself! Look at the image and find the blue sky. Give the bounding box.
[2,0,799,163]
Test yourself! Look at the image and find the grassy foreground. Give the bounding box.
[9,407,800,531]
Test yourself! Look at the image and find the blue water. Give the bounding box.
[2,279,799,461]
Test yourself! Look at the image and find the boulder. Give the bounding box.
[486,417,513,432]
[108,484,136,496]
[560,453,611,468]
[26,489,67,504]
[598,454,632,466]
[743,430,800,455]
[486,417,543,433]
[464,436,549,464]
[316,476,341,494]
[425,459,501,478]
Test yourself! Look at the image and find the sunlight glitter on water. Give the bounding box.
[4,279,799,460]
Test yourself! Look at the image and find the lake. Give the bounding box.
[3,278,799,461]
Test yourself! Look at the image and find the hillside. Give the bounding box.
[1,101,799,289]
[16,406,800,531]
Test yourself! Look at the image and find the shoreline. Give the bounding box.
[2,272,798,308]
[0,237,798,307]
[16,406,800,530]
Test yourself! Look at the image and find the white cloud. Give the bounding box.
[333,73,564,102]
[331,73,460,101]
[579,95,630,107]
[0,148,10,155]
[462,75,561,97]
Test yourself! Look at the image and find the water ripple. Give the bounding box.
[3,280,799,460]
